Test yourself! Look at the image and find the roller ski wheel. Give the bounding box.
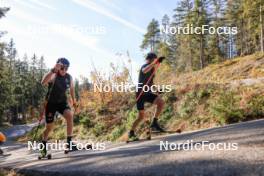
[144,120,151,141]
[126,137,139,143]
[38,153,52,160]
[64,148,81,154]
[146,132,151,140]
[64,143,89,154]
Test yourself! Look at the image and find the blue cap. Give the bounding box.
[57,58,70,67]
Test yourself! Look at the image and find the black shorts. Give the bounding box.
[45,102,71,123]
[136,92,157,110]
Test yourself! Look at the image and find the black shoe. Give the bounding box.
[40,141,47,157]
[66,136,79,151]
[66,142,79,151]
[151,120,164,132]
[127,131,139,141]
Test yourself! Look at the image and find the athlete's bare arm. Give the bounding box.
[70,78,76,108]
[41,63,61,85]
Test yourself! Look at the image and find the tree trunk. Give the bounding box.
[260,4,264,52]
[199,34,204,69]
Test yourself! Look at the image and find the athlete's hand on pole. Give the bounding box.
[73,100,78,109]
[158,56,165,63]
[73,100,80,114]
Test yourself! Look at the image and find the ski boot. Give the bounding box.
[64,137,80,154]
[150,118,165,133]
[126,130,139,143]
[38,141,51,160]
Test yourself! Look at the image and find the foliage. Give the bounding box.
[210,91,244,124]
[141,0,264,72]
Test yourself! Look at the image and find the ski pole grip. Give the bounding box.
[158,56,165,63]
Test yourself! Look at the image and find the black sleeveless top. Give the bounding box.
[137,63,155,95]
[46,73,72,104]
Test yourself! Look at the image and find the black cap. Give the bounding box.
[146,52,157,60]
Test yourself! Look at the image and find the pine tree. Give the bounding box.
[193,0,210,68]
[207,0,226,62]
[171,0,194,70]
[141,19,160,52]
[161,14,170,42]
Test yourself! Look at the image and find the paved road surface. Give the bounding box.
[2,122,38,139]
[1,119,264,176]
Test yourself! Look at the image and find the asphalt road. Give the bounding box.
[1,119,264,176]
[1,122,38,139]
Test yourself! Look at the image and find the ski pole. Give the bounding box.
[136,62,161,102]
[32,101,47,141]
[32,74,57,142]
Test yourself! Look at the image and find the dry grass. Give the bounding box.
[170,53,264,89]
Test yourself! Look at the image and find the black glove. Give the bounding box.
[158,56,165,63]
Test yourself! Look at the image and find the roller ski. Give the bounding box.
[151,120,183,134]
[0,148,11,157]
[151,129,182,134]
[64,140,92,154]
[126,131,139,143]
[126,120,151,143]
[64,143,80,154]
[64,145,92,154]
[150,118,165,133]
[38,147,51,160]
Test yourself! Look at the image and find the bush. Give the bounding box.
[53,126,66,139]
[110,124,126,141]
[197,89,210,99]
[245,95,264,120]
[80,116,93,128]
[74,112,94,129]
[159,105,174,125]
[92,123,105,137]
[178,91,199,118]
[164,90,178,103]
[96,105,109,115]
[125,107,137,129]
[108,108,137,141]
[210,91,244,124]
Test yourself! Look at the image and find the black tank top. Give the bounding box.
[46,73,72,104]
[137,63,155,95]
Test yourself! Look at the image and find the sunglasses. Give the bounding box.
[60,66,68,71]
